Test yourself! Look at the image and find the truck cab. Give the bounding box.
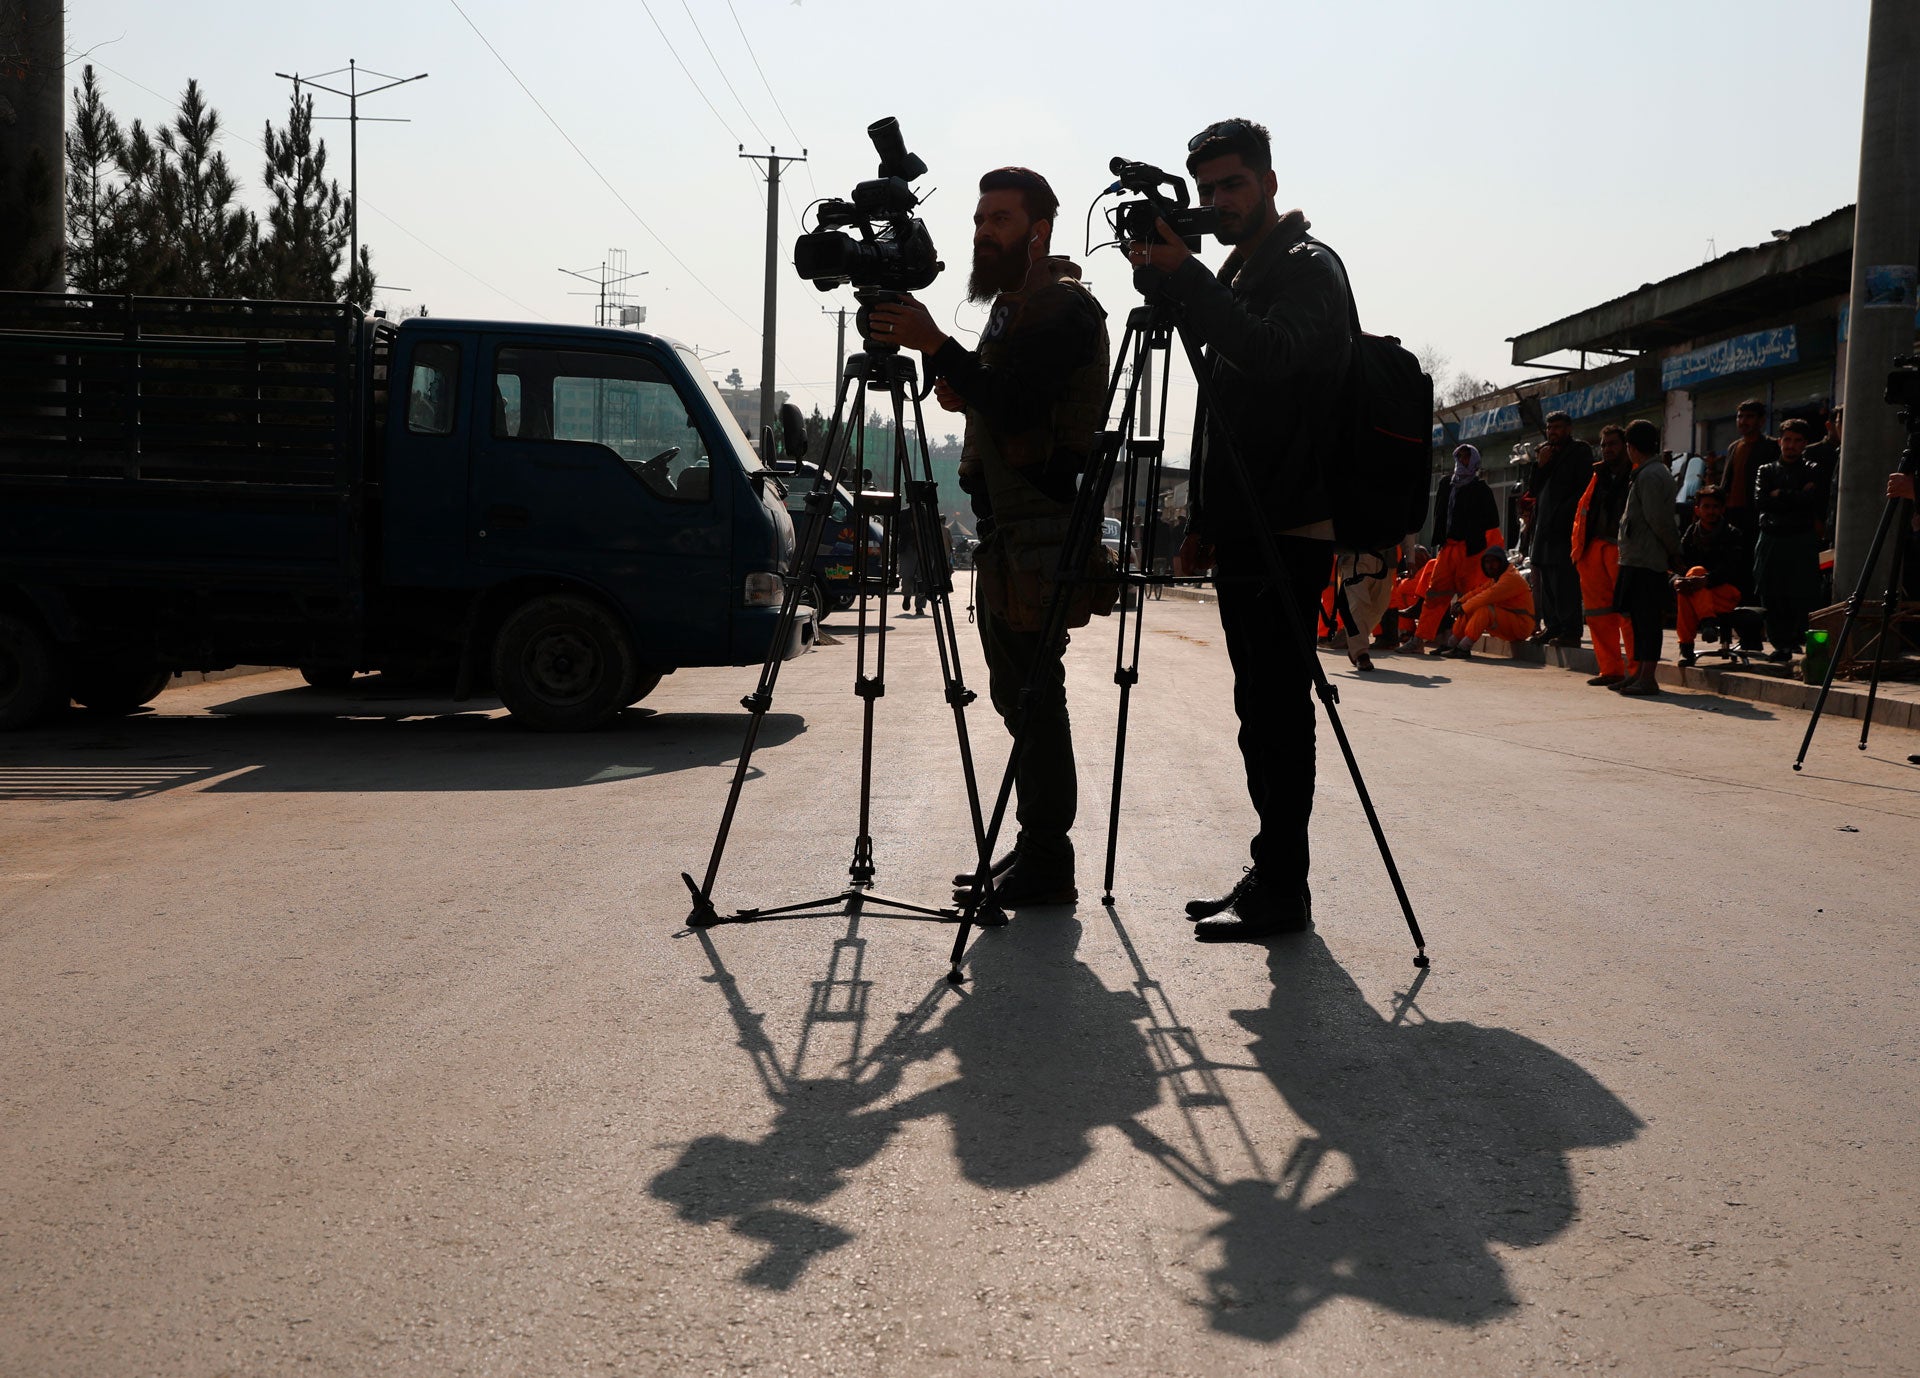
[0,294,809,731]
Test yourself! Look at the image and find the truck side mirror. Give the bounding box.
[780,402,809,460]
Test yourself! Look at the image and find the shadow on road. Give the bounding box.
[652,912,1640,1338]
[0,701,804,796]
[1178,934,1642,1340]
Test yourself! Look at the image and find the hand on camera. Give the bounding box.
[1890,472,1916,502]
[867,297,945,354]
[933,378,964,413]
[1127,218,1193,277]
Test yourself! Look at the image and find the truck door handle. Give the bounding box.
[485,504,530,528]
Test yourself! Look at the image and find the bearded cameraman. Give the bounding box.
[870,167,1111,907]
[1127,117,1354,943]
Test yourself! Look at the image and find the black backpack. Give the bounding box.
[1317,242,1434,551]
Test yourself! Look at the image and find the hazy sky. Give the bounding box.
[67,1,1871,441]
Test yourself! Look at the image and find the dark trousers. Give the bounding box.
[1754,528,1822,653]
[1213,534,1334,893]
[1612,564,1672,666]
[978,596,1076,875]
[1536,540,1581,638]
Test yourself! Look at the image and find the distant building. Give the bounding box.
[717,385,789,452]
[1432,205,1917,541]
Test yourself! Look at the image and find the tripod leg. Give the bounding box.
[684,364,865,923]
[1794,495,1902,770]
[1858,510,1910,750]
[951,325,1144,979]
[1170,323,1427,966]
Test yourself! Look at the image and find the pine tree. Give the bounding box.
[148,80,255,297]
[250,88,349,302]
[63,65,126,293]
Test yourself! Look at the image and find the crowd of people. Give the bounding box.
[1317,401,1863,696]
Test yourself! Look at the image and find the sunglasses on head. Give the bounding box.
[1188,119,1253,152]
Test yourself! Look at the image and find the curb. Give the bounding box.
[163,666,285,690]
[1465,637,1920,731]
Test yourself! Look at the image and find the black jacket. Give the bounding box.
[1752,457,1829,534]
[1679,520,1753,598]
[1147,211,1352,544]
[1430,473,1501,554]
[1529,439,1593,546]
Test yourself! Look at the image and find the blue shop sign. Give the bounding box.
[1660,327,1799,390]
[1458,404,1520,440]
[1431,422,1452,448]
[1542,371,1635,420]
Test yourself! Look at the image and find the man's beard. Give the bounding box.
[967,238,1029,303]
[1213,199,1273,246]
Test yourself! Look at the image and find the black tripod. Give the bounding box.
[947,298,1429,982]
[1793,406,1918,770]
[681,339,1001,935]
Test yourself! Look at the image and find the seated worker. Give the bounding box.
[1418,445,1503,653]
[1436,547,1535,659]
[1385,545,1428,646]
[1673,485,1751,665]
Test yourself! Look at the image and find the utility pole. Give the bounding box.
[274,60,427,301]
[740,145,807,457]
[822,306,849,388]
[558,260,647,326]
[0,0,64,291]
[1834,0,1920,595]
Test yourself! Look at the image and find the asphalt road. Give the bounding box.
[2,599,1915,1376]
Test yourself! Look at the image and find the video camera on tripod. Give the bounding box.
[1886,354,1920,411]
[792,117,944,343]
[1099,156,1219,254]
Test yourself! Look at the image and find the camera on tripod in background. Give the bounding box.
[792,117,944,343]
[1103,156,1219,253]
[1886,354,1920,412]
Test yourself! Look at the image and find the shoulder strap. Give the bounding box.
[1306,236,1364,338]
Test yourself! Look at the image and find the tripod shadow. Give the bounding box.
[648,926,951,1289]
[1172,935,1642,1341]
[648,917,1160,1287]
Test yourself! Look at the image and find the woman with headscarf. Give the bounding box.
[1416,444,1503,651]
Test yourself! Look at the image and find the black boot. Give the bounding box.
[953,849,1018,890]
[1194,878,1312,942]
[1185,866,1257,919]
[991,861,1077,908]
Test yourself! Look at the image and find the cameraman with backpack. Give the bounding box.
[1128,117,1352,943]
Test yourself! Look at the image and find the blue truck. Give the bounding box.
[0,292,809,731]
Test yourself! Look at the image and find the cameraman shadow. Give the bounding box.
[892,916,1159,1190]
[1187,936,1642,1341]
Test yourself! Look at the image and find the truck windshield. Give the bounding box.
[677,346,767,474]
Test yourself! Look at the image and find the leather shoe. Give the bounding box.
[1185,866,1257,919]
[1586,673,1624,687]
[1194,879,1312,941]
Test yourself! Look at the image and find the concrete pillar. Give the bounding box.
[0,0,65,291]
[1833,0,1920,595]
[1665,388,1694,454]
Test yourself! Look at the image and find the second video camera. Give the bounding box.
[1105,157,1219,253]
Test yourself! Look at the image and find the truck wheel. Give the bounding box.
[626,670,664,706]
[0,612,62,729]
[492,594,637,732]
[300,665,357,691]
[69,664,173,715]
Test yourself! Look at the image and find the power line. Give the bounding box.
[725,0,819,202]
[636,0,741,145]
[78,55,545,320]
[680,0,769,148]
[445,1,756,334]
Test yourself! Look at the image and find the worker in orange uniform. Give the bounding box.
[1436,547,1535,658]
[1672,486,1750,665]
[1571,423,1634,687]
[1418,444,1503,652]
